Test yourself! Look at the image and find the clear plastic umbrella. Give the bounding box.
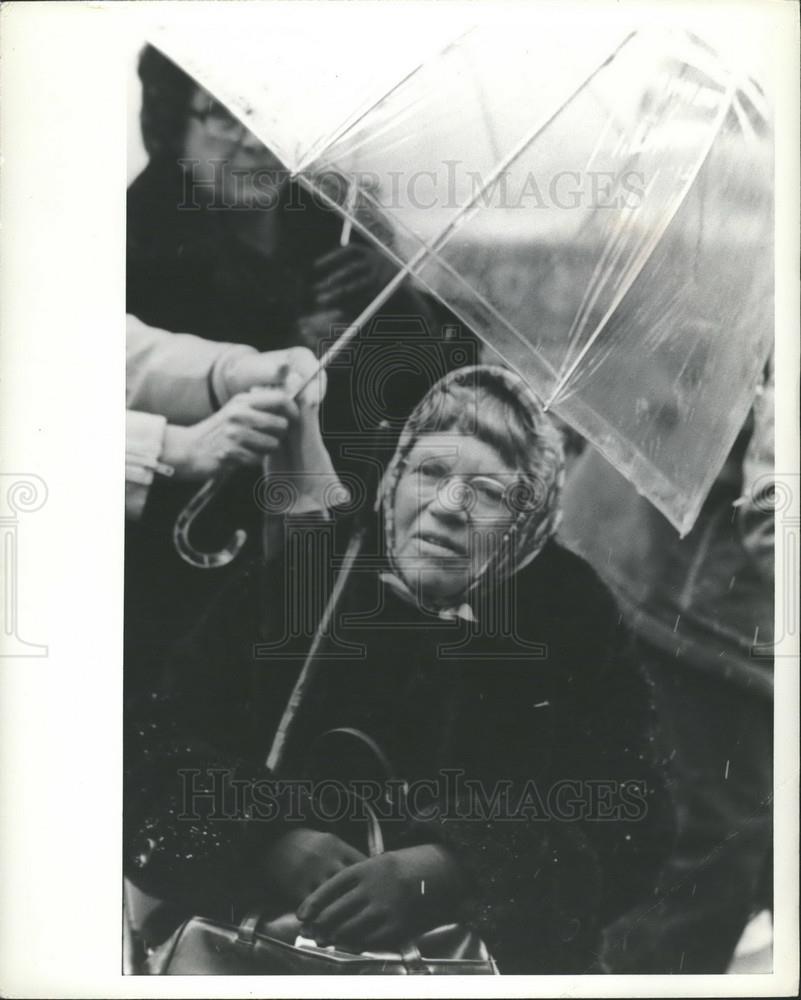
[302,26,773,535]
[151,12,772,540]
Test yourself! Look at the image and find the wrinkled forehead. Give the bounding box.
[401,433,520,480]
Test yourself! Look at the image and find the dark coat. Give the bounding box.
[125,516,673,974]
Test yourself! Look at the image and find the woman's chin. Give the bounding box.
[401,569,467,609]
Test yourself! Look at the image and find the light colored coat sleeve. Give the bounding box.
[126,313,256,424]
[125,314,257,519]
[126,410,169,521]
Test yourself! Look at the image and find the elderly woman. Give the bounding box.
[125,367,671,974]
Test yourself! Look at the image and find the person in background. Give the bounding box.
[126,46,475,676]
[559,359,774,973]
[128,44,466,443]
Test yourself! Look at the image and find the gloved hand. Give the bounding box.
[295,309,347,351]
[215,345,319,403]
[160,387,298,481]
[259,354,350,524]
[296,844,464,951]
[311,244,396,312]
[262,828,367,909]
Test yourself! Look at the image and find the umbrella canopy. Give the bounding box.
[148,3,469,175]
[148,12,772,536]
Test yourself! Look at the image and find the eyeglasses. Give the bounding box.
[407,458,530,520]
[188,98,248,144]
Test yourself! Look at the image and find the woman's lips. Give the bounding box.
[414,531,467,556]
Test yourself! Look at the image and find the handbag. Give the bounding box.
[146,908,496,975]
[145,728,497,975]
[146,915,496,975]
[142,537,497,974]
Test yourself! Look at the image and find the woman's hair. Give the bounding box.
[137,44,197,162]
[405,367,563,487]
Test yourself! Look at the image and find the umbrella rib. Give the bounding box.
[414,30,639,254]
[288,30,640,388]
[297,174,559,381]
[407,254,561,379]
[294,25,478,175]
[345,185,561,373]
[543,76,738,410]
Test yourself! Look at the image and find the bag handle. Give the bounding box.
[308,726,397,782]
[307,728,392,856]
[308,731,428,972]
[360,799,429,971]
[235,912,262,950]
[363,797,385,857]
[306,726,410,855]
[241,727,429,972]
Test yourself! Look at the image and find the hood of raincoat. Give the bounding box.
[376,365,565,616]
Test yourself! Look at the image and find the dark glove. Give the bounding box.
[311,244,396,312]
[261,828,366,908]
[294,308,347,351]
[296,844,463,950]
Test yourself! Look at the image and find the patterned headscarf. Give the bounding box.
[376,366,565,612]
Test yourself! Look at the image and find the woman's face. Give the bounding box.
[392,433,520,606]
[181,86,287,209]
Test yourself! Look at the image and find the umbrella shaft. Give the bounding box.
[293,258,418,398]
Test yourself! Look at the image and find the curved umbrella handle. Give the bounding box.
[171,260,403,570]
[172,472,247,570]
